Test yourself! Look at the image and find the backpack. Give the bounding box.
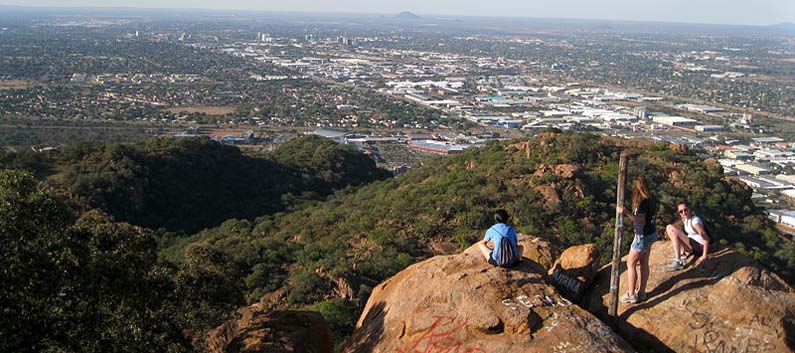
[700,216,716,242]
[495,236,519,267]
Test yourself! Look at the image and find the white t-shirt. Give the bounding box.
[684,216,706,245]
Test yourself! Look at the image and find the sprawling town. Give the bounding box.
[3,4,795,353]
[2,9,795,234]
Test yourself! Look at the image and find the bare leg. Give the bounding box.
[666,224,692,259]
[626,249,641,296]
[639,249,651,295]
[477,241,492,261]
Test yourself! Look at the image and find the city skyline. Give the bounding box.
[2,0,794,26]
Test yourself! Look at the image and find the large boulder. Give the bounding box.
[205,307,332,353]
[342,236,633,353]
[550,244,599,284]
[548,244,600,302]
[582,241,795,353]
[518,234,555,270]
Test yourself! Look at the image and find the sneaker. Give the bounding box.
[619,292,638,304]
[668,252,689,261]
[637,291,647,302]
[667,260,687,271]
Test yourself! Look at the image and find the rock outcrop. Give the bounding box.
[582,241,795,353]
[548,244,600,302]
[205,307,332,353]
[343,236,633,353]
[533,163,581,180]
[549,244,599,284]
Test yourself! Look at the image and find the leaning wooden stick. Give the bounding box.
[608,152,628,328]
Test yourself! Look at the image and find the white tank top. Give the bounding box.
[685,216,706,245]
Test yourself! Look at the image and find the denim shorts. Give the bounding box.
[631,232,658,252]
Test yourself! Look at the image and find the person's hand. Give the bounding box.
[616,205,626,215]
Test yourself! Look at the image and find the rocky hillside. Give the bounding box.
[342,235,633,353]
[6,131,794,352]
[168,131,795,348]
[583,241,795,353]
[333,236,794,353]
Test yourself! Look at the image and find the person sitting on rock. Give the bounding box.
[665,201,710,271]
[616,177,658,304]
[478,209,524,267]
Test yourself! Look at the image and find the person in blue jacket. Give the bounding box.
[478,209,524,266]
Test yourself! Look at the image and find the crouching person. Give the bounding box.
[478,209,524,267]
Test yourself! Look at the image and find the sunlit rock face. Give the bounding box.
[343,236,633,353]
[582,241,795,353]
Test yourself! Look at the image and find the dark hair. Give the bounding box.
[677,201,689,208]
[494,209,510,223]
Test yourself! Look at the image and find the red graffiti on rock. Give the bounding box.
[397,316,488,353]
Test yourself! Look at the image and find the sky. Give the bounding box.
[3,0,794,26]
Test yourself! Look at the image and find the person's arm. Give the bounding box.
[617,205,645,225]
[693,222,710,264]
[480,238,493,249]
[477,231,494,261]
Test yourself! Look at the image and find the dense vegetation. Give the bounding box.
[3,132,794,351]
[0,135,390,233]
[0,170,243,353]
[164,132,795,346]
[0,135,388,352]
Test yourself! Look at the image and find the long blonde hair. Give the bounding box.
[631,177,653,212]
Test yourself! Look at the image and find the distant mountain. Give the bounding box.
[396,11,421,20]
[769,22,795,32]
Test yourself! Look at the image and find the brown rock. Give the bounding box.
[550,244,600,284]
[704,158,720,167]
[533,185,561,210]
[564,183,586,199]
[533,164,581,180]
[669,144,688,153]
[517,234,555,270]
[430,238,461,255]
[258,288,286,310]
[334,277,355,300]
[582,241,795,353]
[505,141,532,159]
[342,239,633,353]
[206,308,333,353]
[554,164,581,179]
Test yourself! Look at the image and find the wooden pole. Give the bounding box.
[608,152,628,328]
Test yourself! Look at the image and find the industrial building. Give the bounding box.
[407,140,472,155]
[677,104,726,114]
[651,116,700,127]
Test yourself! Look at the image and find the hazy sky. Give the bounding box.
[3,0,794,26]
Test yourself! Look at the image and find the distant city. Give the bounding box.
[1,7,795,235]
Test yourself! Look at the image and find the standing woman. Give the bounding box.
[616,177,658,303]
